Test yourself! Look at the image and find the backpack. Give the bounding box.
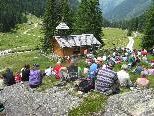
[77,79,94,93]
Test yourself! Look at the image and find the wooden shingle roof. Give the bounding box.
[54,34,101,48]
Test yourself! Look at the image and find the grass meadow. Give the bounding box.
[102,28,129,49]
[0,15,43,51]
[0,51,55,72]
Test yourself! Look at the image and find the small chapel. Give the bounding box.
[52,22,101,57]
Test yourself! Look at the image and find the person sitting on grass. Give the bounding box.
[2,68,15,86]
[21,64,30,81]
[96,57,104,69]
[53,61,62,80]
[148,64,154,76]
[83,65,89,77]
[45,66,53,77]
[67,60,79,81]
[128,55,136,68]
[141,49,148,56]
[95,60,120,95]
[117,64,132,87]
[29,64,43,88]
[135,71,150,89]
[142,55,148,63]
[88,59,98,79]
[14,72,22,83]
[143,66,149,76]
[122,55,128,62]
[87,58,100,87]
[133,64,144,74]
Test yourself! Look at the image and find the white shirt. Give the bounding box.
[113,52,116,56]
[122,56,127,62]
[125,52,128,56]
[138,51,141,56]
[45,67,52,76]
[142,56,147,62]
[103,55,107,61]
[117,70,132,87]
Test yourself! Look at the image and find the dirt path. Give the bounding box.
[126,36,134,50]
[126,32,138,50]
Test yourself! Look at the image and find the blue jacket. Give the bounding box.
[88,63,98,78]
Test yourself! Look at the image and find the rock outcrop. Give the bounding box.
[103,89,154,116]
[0,83,81,116]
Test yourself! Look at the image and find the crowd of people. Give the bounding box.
[0,47,154,96]
[0,64,44,89]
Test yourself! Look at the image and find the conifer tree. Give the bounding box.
[74,0,103,44]
[58,0,74,35]
[42,0,74,52]
[61,0,72,25]
[42,0,61,52]
[0,0,25,32]
[142,1,154,49]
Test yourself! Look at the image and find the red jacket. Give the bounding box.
[53,65,62,79]
[15,73,22,83]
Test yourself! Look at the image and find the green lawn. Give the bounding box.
[0,51,55,72]
[0,15,43,51]
[102,28,129,49]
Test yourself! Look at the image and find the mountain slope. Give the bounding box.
[100,0,152,21]
[69,0,79,8]
[99,0,125,15]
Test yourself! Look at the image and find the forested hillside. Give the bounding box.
[0,0,45,32]
[0,0,25,32]
[100,0,152,21]
[0,0,79,32]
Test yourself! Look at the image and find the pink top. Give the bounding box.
[148,69,154,75]
[136,78,149,87]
